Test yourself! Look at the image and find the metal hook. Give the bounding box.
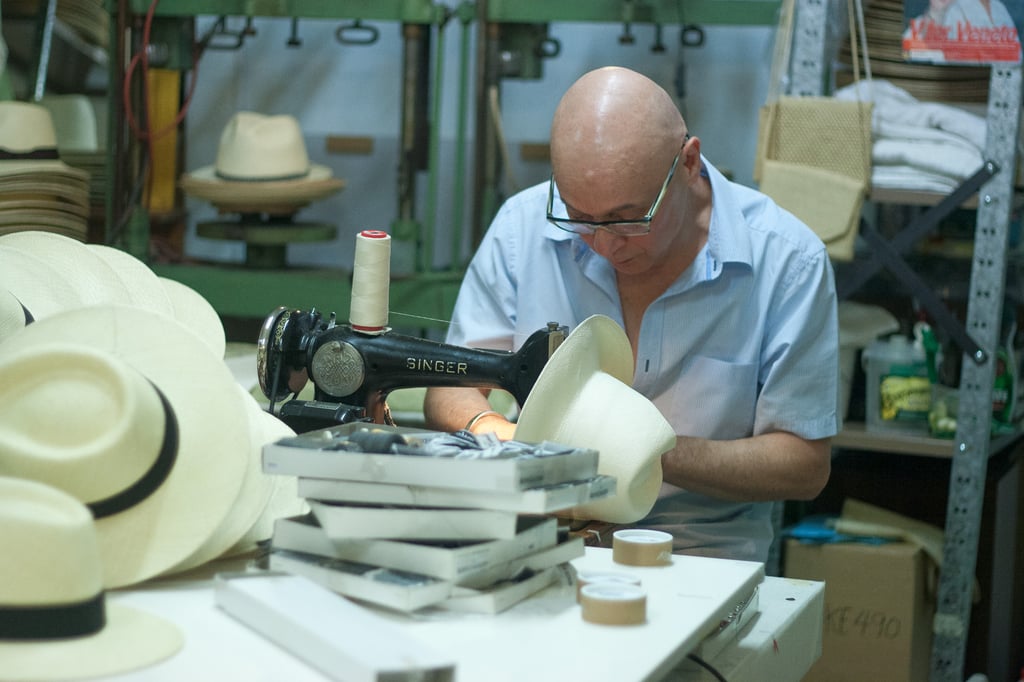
[287,17,301,48]
[680,24,705,47]
[335,19,380,46]
[201,16,256,51]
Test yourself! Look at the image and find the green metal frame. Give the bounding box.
[112,1,780,330]
[484,0,781,25]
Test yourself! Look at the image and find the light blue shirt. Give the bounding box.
[445,158,840,562]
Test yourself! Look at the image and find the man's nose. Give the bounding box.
[591,228,625,254]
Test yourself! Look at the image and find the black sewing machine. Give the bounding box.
[256,306,567,433]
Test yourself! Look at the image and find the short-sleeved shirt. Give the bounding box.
[445,157,840,562]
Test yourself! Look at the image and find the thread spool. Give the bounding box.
[349,230,391,335]
[612,529,673,567]
[575,570,641,602]
[579,583,647,625]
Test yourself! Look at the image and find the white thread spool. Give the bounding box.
[349,230,391,334]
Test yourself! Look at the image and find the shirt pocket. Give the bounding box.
[662,355,759,440]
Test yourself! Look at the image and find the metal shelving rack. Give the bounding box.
[791,0,1023,678]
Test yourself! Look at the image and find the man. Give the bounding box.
[424,66,838,563]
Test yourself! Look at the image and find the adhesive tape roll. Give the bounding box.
[579,583,647,625]
[575,570,641,602]
[612,529,673,567]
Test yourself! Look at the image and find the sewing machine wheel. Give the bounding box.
[257,306,307,400]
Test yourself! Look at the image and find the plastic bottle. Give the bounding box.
[863,334,931,434]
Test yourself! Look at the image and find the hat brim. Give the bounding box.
[0,245,85,321]
[156,276,226,359]
[165,387,281,574]
[515,314,675,523]
[0,601,182,681]
[1,235,132,306]
[180,164,344,207]
[0,305,252,587]
[85,242,176,317]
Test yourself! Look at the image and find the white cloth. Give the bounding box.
[834,80,988,191]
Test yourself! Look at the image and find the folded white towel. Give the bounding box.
[873,138,984,180]
[834,80,986,151]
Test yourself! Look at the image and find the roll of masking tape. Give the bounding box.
[575,570,641,602]
[580,583,647,625]
[612,529,673,567]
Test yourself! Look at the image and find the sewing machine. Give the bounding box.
[256,306,567,433]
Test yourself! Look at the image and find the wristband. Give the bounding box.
[464,409,502,432]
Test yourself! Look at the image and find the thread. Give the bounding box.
[579,583,647,625]
[349,230,391,334]
[612,529,673,567]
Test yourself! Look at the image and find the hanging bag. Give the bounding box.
[755,0,873,261]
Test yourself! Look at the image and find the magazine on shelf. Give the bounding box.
[262,424,600,492]
[902,0,1023,64]
[267,548,453,613]
[309,501,523,541]
[271,513,562,587]
[297,474,617,514]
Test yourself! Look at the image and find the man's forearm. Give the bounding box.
[660,431,831,502]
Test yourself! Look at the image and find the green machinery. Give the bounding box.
[107,1,781,327]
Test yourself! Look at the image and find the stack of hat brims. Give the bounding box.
[836,0,990,102]
[0,101,91,240]
[0,231,306,592]
[39,94,108,232]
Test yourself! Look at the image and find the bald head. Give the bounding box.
[550,67,686,185]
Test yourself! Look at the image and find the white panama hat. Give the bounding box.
[0,232,226,357]
[166,386,290,574]
[180,111,344,211]
[39,94,100,153]
[84,242,176,317]
[157,276,227,359]
[0,476,183,681]
[0,305,252,587]
[0,233,134,305]
[222,398,308,558]
[515,314,677,524]
[0,95,91,179]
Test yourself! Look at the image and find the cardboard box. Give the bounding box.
[784,539,935,682]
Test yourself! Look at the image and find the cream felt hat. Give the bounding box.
[0,476,183,681]
[515,315,677,524]
[180,111,344,210]
[0,305,251,588]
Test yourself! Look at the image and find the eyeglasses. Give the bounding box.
[546,139,686,238]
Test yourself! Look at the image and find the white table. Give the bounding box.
[105,548,820,682]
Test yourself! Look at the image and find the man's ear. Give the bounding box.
[681,136,702,181]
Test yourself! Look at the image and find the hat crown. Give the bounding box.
[0,344,168,504]
[39,94,100,152]
[0,476,103,605]
[0,102,59,153]
[214,111,311,181]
